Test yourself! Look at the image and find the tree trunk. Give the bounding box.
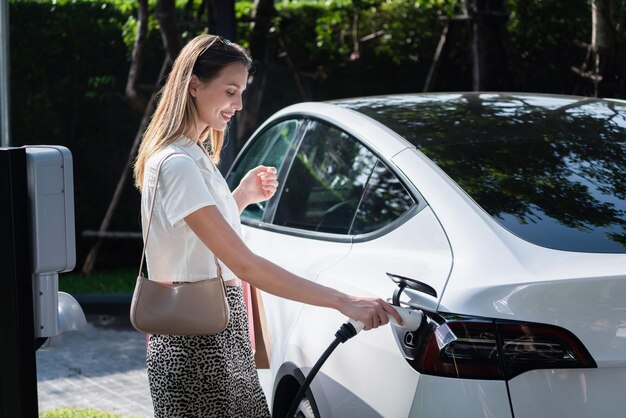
[157,0,182,62]
[126,0,149,112]
[202,0,216,34]
[466,0,510,91]
[249,0,276,63]
[423,20,451,92]
[236,0,276,144]
[588,0,621,96]
[214,0,239,173]
[592,0,614,50]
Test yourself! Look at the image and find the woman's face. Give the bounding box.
[189,62,248,132]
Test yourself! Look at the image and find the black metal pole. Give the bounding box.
[0,0,10,147]
[0,147,38,416]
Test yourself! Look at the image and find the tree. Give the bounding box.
[157,0,182,62]
[465,0,510,90]
[82,0,243,274]
[236,0,277,143]
[82,0,180,275]
[424,0,511,92]
[573,0,624,97]
[126,0,149,113]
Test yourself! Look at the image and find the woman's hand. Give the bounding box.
[337,296,403,331]
[233,166,278,211]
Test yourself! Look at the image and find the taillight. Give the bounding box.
[496,322,596,379]
[391,313,596,380]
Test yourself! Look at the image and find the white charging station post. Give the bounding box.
[0,145,86,416]
[26,146,86,348]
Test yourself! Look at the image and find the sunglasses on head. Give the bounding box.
[199,35,233,56]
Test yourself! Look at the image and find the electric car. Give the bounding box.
[226,92,626,417]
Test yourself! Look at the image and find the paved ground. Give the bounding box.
[36,314,271,417]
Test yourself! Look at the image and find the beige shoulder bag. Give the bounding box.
[129,153,230,335]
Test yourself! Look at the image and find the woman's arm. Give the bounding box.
[232,166,278,214]
[184,206,402,330]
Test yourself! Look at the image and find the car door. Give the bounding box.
[292,155,453,417]
[227,118,370,381]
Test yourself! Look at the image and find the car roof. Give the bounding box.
[332,91,625,147]
[261,101,413,161]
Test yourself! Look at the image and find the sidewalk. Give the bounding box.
[36,314,271,416]
[36,314,154,416]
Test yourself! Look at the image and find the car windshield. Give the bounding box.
[338,93,626,253]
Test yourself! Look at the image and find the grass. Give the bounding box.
[59,269,137,294]
[40,407,147,418]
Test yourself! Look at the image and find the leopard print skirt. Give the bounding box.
[146,286,271,418]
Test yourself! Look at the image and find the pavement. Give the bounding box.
[36,313,272,417]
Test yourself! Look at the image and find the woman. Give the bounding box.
[133,34,402,417]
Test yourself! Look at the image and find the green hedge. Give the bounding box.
[10,0,140,270]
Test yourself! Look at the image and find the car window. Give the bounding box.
[272,120,378,235]
[351,160,415,235]
[227,119,303,221]
[341,94,626,253]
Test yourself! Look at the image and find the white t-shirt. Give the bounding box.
[141,137,243,283]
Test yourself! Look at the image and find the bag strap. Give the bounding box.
[138,152,224,281]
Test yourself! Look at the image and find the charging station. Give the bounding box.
[0,145,86,416]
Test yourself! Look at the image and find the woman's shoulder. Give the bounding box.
[146,141,195,168]
[144,141,200,184]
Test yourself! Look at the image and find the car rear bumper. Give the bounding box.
[411,375,512,417]
[509,367,626,417]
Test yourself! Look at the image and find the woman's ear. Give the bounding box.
[189,75,200,98]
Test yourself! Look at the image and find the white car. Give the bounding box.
[226,92,626,418]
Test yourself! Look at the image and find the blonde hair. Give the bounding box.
[133,34,251,190]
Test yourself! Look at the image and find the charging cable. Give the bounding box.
[285,306,423,418]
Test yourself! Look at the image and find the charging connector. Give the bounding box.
[285,306,423,417]
[335,321,360,342]
[285,322,360,417]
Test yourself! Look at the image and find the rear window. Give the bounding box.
[340,93,626,253]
